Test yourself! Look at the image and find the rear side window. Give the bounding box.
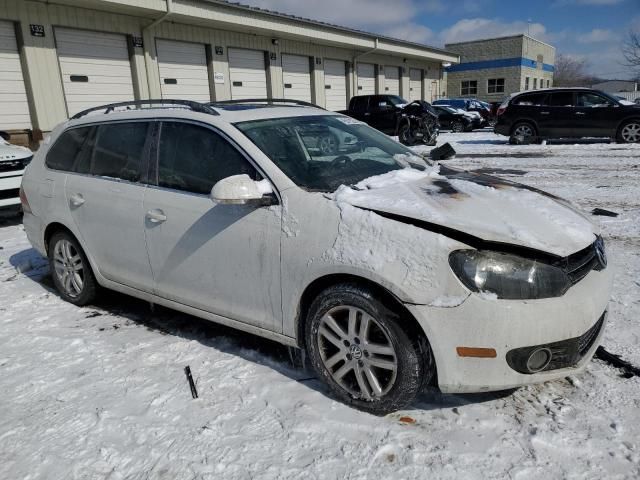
[90,122,151,182]
[46,127,93,172]
[513,93,547,106]
[546,92,574,107]
[157,122,258,195]
[351,97,368,112]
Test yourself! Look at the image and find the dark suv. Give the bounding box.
[495,88,640,143]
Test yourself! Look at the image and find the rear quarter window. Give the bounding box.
[45,127,93,172]
[512,93,547,106]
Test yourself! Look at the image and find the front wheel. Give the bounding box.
[451,120,464,133]
[398,123,418,146]
[617,120,640,143]
[318,133,339,155]
[305,283,434,415]
[48,231,98,306]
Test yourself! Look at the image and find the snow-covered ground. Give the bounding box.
[1,130,639,479]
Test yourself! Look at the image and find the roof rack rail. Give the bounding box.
[208,98,326,110]
[70,99,219,120]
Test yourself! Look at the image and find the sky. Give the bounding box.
[249,0,640,79]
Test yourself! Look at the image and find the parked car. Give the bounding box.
[495,88,640,143]
[1,135,33,209]
[21,99,612,414]
[339,95,439,145]
[432,105,475,132]
[433,98,490,126]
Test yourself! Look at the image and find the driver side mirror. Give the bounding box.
[211,174,276,206]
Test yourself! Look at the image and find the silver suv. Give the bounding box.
[21,99,612,414]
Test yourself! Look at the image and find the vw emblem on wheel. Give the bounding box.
[595,237,607,269]
[349,344,363,360]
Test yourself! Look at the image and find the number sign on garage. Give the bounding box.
[324,59,347,111]
[0,21,32,129]
[156,39,211,102]
[228,48,268,100]
[281,54,312,103]
[55,28,135,117]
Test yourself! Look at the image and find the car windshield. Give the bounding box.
[439,106,457,114]
[235,115,428,192]
[388,96,409,106]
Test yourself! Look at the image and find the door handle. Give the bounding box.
[364,112,371,116]
[146,209,167,223]
[540,111,550,115]
[69,193,85,207]
[575,112,586,115]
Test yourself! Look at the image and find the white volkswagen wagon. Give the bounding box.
[21,99,613,414]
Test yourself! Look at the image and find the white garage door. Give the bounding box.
[384,66,400,95]
[282,54,311,103]
[228,48,267,100]
[356,62,375,96]
[0,21,31,129]
[55,28,135,117]
[156,39,210,102]
[324,59,347,111]
[409,68,422,101]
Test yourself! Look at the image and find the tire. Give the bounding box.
[617,120,640,143]
[398,123,417,146]
[318,133,339,155]
[451,121,464,133]
[305,283,434,415]
[48,231,98,306]
[509,122,536,144]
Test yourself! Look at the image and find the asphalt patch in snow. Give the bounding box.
[595,346,640,378]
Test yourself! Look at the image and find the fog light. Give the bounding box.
[526,348,552,373]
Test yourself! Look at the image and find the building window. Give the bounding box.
[547,79,551,88]
[461,80,477,96]
[525,77,530,90]
[487,78,505,94]
[533,78,538,89]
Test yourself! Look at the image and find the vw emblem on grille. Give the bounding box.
[349,344,363,360]
[595,237,607,269]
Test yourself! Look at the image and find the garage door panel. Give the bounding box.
[156,39,211,102]
[282,54,311,103]
[409,68,422,101]
[0,21,31,129]
[384,66,400,95]
[228,48,268,99]
[357,63,375,95]
[324,59,347,111]
[56,28,135,117]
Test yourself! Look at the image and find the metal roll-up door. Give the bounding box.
[55,28,135,117]
[409,68,422,101]
[384,66,400,95]
[324,59,347,111]
[228,48,268,100]
[356,62,375,95]
[156,39,210,102]
[0,21,31,129]
[282,54,311,103]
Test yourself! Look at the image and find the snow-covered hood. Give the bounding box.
[333,166,597,257]
[0,140,32,162]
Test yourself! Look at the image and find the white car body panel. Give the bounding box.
[0,139,32,207]
[21,103,613,394]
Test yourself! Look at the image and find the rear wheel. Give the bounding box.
[451,120,464,133]
[48,231,97,306]
[398,123,417,146]
[510,122,536,143]
[305,283,434,415]
[617,120,640,143]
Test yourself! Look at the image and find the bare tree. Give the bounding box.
[553,53,591,87]
[622,30,640,75]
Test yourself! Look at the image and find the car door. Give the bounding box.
[143,120,282,331]
[65,121,155,292]
[349,96,370,122]
[574,91,618,137]
[539,91,575,137]
[368,96,397,133]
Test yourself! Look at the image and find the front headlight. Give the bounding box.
[449,250,571,300]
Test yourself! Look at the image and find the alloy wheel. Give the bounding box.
[513,124,534,137]
[319,135,338,155]
[621,122,640,143]
[53,239,84,298]
[317,305,398,400]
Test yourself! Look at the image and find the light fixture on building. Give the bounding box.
[442,62,452,68]
[271,38,279,46]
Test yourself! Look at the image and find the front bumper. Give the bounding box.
[406,265,613,393]
[0,169,24,207]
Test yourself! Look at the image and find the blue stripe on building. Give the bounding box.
[446,57,554,73]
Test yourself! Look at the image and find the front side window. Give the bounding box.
[513,93,547,106]
[89,122,151,182]
[236,115,427,192]
[576,92,613,107]
[157,122,258,195]
[46,127,93,172]
[461,81,477,96]
[488,78,505,94]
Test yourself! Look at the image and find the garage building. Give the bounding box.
[0,0,458,145]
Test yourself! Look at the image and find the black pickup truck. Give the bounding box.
[339,95,439,145]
